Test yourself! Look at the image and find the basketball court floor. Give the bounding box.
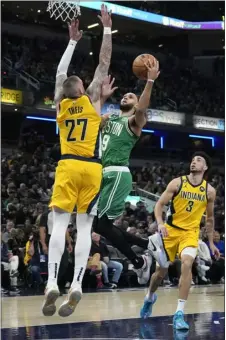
[1,285,224,339]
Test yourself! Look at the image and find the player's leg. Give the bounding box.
[97,170,152,284]
[58,161,102,317]
[42,160,78,316]
[173,229,198,330]
[140,228,177,319]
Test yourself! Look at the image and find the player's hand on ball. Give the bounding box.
[144,58,160,81]
[158,223,169,238]
[68,19,83,42]
[98,4,112,28]
[209,243,221,260]
[101,75,118,98]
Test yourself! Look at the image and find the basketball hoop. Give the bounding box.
[47,1,81,22]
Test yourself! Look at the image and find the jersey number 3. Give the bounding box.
[186,200,194,212]
[65,119,87,142]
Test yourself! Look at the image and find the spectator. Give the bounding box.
[24,230,42,287]
[91,233,123,289]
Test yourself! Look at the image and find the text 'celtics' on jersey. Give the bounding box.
[102,115,138,167]
[57,95,102,160]
[166,175,208,231]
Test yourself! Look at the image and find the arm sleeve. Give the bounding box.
[54,39,77,103]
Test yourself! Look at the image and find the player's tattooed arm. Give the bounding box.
[154,178,181,237]
[86,5,112,106]
[134,58,160,128]
[54,19,83,104]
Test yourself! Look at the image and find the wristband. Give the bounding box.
[104,27,112,35]
[69,39,77,46]
[148,79,155,83]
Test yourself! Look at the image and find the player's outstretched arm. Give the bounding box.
[54,19,83,104]
[86,4,112,107]
[154,178,180,237]
[206,186,220,259]
[134,58,160,128]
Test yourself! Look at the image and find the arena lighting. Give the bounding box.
[160,136,164,149]
[89,52,93,55]
[87,23,99,29]
[189,134,215,147]
[26,116,56,122]
[142,129,154,133]
[78,2,223,30]
[111,30,118,34]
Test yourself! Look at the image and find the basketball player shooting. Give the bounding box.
[141,152,220,330]
[42,4,113,318]
[93,57,160,285]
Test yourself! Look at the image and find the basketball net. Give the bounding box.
[47,1,81,22]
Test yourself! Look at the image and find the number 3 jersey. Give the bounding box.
[102,115,138,167]
[166,175,208,231]
[57,95,102,159]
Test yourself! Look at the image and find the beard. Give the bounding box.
[120,103,134,112]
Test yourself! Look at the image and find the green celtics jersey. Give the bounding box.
[102,115,139,167]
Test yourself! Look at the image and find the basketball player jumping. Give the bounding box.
[42,5,113,317]
[141,152,220,330]
[93,58,160,284]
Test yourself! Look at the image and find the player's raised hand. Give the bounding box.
[98,4,112,28]
[101,75,118,99]
[144,58,160,81]
[68,19,83,42]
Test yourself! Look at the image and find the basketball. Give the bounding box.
[132,54,157,80]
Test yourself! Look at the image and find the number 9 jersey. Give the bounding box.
[49,95,102,214]
[57,95,102,159]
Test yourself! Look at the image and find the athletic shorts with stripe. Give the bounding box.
[50,158,102,214]
[98,167,132,220]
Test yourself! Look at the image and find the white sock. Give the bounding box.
[47,209,71,287]
[176,299,186,313]
[146,291,154,301]
[71,213,93,288]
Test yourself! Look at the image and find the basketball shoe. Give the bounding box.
[133,254,152,285]
[42,284,60,316]
[173,311,189,330]
[140,293,157,319]
[58,284,82,317]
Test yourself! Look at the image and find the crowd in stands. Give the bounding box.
[1,136,225,295]
[2,31,224,117]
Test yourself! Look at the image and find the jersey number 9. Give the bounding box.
[65,119,87,142]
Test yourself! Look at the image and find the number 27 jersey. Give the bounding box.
[166,175,208,231]
[57,95,102,159]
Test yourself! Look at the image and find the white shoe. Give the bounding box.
[42,284,60,316]
[148,233,169,268]
[133,254,152,285]
[58,285,82,317]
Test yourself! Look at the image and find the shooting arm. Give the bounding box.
[154,178,180,225]
[205,187,216,246]
[54,39,77,103]
[134,80,154,128]
[86,28,112,104]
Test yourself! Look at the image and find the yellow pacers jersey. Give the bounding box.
[166,175,208,231]
[57,95,101,159]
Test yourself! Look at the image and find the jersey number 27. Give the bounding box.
[65,119,87,141]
